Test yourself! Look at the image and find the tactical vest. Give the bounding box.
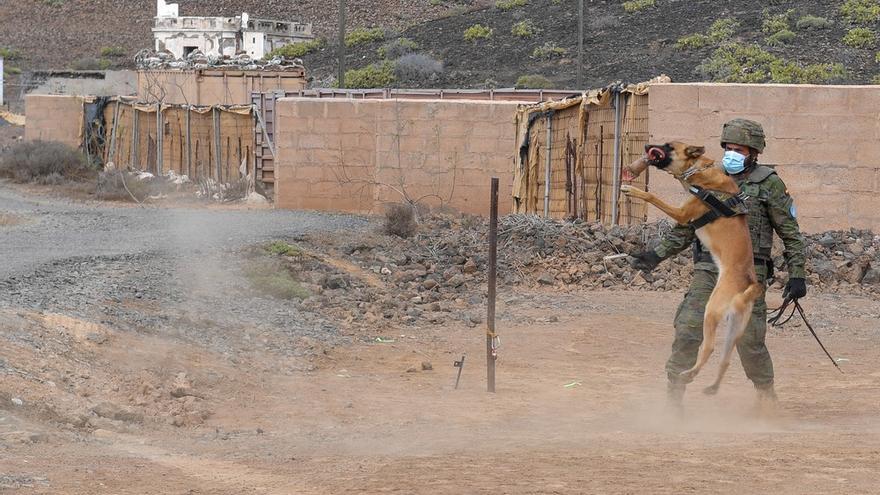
[694,165,776,262]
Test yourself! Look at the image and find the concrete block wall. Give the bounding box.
[648,83,880,233]
[274,98,517,215]
[25,95,84,147]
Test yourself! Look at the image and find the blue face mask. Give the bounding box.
[722,150,747,174]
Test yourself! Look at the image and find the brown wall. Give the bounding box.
[137,70,306,105]
[648,83,880,233]
[274,98,518,215]
[25,95,83,147]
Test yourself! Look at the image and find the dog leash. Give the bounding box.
[768,297,844,374]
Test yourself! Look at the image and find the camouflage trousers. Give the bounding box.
[666,266,774,387]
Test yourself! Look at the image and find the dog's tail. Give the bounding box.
[703,283,761,395]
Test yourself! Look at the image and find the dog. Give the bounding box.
[620,141,763,395]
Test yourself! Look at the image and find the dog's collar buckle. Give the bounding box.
[679,166,700,181]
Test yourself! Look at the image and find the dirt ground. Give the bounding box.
[2,283,879,494]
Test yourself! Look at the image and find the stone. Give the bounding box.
[422,278,438,290]
[446,274,466,288]
[421,361,433,371]
[862,268,880,285]
[537,273,555,285]
[462,259,478,274]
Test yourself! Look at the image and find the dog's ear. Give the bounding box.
[685,146,705,158]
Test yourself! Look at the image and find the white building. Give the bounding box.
[152,0,313,60]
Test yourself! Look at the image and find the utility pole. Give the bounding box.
[337,0,346,88]
[577,0,584,89]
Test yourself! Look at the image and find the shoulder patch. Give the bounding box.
[790,203,797,218]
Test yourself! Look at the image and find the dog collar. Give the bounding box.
[676,166,701,181]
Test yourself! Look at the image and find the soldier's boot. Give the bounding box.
[666,380,686,415]
[754,381,778,415]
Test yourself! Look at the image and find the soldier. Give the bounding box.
[625,119,807,407]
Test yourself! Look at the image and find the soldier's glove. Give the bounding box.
[630,250,663,272]
[783,277,807,300]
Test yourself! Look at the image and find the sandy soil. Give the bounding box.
[2,287,878,494]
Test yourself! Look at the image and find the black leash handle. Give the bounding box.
[768,296,844,374]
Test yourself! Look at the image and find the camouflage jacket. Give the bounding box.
[653,165,806,279]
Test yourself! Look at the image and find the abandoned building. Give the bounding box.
[152,0,314,60]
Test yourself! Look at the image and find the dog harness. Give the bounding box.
[687,185,749,229]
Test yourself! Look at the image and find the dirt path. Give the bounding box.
[2,288,878,494]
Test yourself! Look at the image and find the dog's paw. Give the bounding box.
[703,384,719,396]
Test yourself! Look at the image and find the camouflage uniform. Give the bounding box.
[654,165,806,387]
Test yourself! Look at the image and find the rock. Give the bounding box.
[537,273,555,285]
[632,274,647,287]
[11,397,23,406]
[446,274,466,287]
[323,275,347,290]
[590,264,604,274]
[422,278,439,290]
[380,266,392,275]
[469,313,483,324]
[91,401,143,423]
[406,366,418,373]
[462,259,478,274]
[421,361,433,371]
[86,332,108,344]
[862,268,880,285]
[443,266,461,281]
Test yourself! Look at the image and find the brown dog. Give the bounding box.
[621,141,763,395]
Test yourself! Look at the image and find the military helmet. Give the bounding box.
[721,118,766,153]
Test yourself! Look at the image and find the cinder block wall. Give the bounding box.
[25,95,84,147]
[274,98,517,215]
[648,83,880,233]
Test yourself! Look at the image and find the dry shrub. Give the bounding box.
[394,53,443,86]
[95,171,153,202]
[0,140,92,183]
[384,203,417,238]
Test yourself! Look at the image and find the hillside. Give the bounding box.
[1,0,879,93]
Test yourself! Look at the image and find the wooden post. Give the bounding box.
[213,106,222,181]
[487,177,499,393]
[611,92,623,226]
[107,99,121,164]
[131,107,140,168]
[185,106,192,178]
[337,0,346,87]
[156,102,163,175]
[543,114,552,217]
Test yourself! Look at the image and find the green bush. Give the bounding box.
[762,9,793,34]
[267,241,304,256]
[795,15,832,30]
[100,46,126,57]
[266,39,324,59]
[675,33,711,49]
[377,38,419,59]
[841,0,880,23]
[872,74,880,84]
[707,18,739,42]
[464,24,493,41]
[496,0,527,10]
[622,0,654,13]
[3,66,22,75]
[42,0,64,6]
[843,27,877,48]
[343,61,395,88]
[0,47,21,60]
[345,27,385,47]
[699,42,846,84]
[676,18,739,50]
[515,74,555,89]
[512,20,540,37]
[532,41,567,59]
[766,29,796,46]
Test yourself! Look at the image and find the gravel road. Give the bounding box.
[0,183,372,357]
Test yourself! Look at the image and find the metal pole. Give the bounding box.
[577,0,584,89]
[185,106,192,178]
[543,114,552,217]
[487,177,499,394]
[610,92,622,226]
[337,0,346,88]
